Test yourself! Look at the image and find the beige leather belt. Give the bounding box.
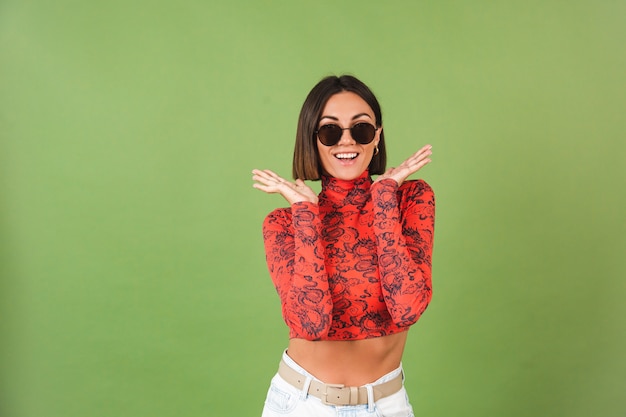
[278,359,403,406]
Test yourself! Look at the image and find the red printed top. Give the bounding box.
[262,171,435,341]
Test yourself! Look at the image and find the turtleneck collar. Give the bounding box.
[319,170,373,205]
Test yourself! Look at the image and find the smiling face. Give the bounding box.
[316,91,381,180]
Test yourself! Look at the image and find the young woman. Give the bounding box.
[252,75,435,416]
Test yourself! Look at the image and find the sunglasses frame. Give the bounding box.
[315,122,379,147]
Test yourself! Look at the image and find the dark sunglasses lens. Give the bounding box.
[351,123,376,144]
[317,125,342,146]
[317,123,376,146]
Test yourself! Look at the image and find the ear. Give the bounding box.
[375,126,383,146]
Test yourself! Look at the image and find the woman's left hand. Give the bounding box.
[374,144,432,186]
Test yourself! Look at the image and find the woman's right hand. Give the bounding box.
[252,169,318,205]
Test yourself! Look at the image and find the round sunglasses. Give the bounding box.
[315,123,378,146]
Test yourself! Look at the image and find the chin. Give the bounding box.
[329,167,366,180]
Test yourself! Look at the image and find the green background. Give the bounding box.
[1,1,625,416]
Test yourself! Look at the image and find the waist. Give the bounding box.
[278,351,404,406]
[287,331,407,386]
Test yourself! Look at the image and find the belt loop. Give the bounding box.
[349,386,358,405]
[300,376,312,400]
[366,384,375,412]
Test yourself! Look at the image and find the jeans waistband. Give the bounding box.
[278,350,404,407]
[281,349,404,386]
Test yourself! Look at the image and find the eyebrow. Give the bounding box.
[319,113,374,122]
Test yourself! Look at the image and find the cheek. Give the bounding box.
[317,148,332,171]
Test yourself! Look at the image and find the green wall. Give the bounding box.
[1,1,624,416]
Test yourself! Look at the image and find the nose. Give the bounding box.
[337,127,356,145]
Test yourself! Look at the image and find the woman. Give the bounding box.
[252,75,435,416]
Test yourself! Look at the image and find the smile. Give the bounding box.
[334,153,359,160]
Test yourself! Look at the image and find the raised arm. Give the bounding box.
[371,178,435,327]
[253,169,332,339]
[262,203,333,340]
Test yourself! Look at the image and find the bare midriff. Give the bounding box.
[286,331,408,386]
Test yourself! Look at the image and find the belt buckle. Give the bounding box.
[322,384,350,406]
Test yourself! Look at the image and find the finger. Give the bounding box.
[408,152,432,166]
[252,169,278,178]
[264,170,288,183]
[252,173,278,186]
[252,170,274,184]
[252,169,285,183]
[408,145,432,162]
[417,144,432,155]
[253,170,293,190]
[396,154,431,178]
[252,183,280,194]
[406,158,431,174]
[253,181,299,198]
[402,150,432,169]
[405,145,432,163]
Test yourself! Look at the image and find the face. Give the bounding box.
[316,91,381,180]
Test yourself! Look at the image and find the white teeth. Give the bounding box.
[335,153,358,159]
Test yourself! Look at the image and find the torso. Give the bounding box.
[316,174,398,340]
[262,174,435,385]
[287,331,408,386]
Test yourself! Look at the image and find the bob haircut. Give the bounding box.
[292,75,387,180]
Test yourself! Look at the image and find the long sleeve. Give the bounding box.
[371,178,435,327]
[262,202,333,340]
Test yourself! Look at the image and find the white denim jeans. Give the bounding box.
[261,351,415,417]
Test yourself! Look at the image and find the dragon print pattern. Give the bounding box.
[263,171,435,341]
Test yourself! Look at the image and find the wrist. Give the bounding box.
[373,177,400,189]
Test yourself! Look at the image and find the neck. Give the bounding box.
[319,171,372,205]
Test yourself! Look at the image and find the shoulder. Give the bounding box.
[398,179,435,201]
[263,207,292,229]
[398,180,436,221]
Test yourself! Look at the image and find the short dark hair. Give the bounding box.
[292,75,387,180]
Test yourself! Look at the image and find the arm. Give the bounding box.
[371,179,435,327]
[263,203,333,340]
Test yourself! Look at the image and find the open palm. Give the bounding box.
[374,144,432,186]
